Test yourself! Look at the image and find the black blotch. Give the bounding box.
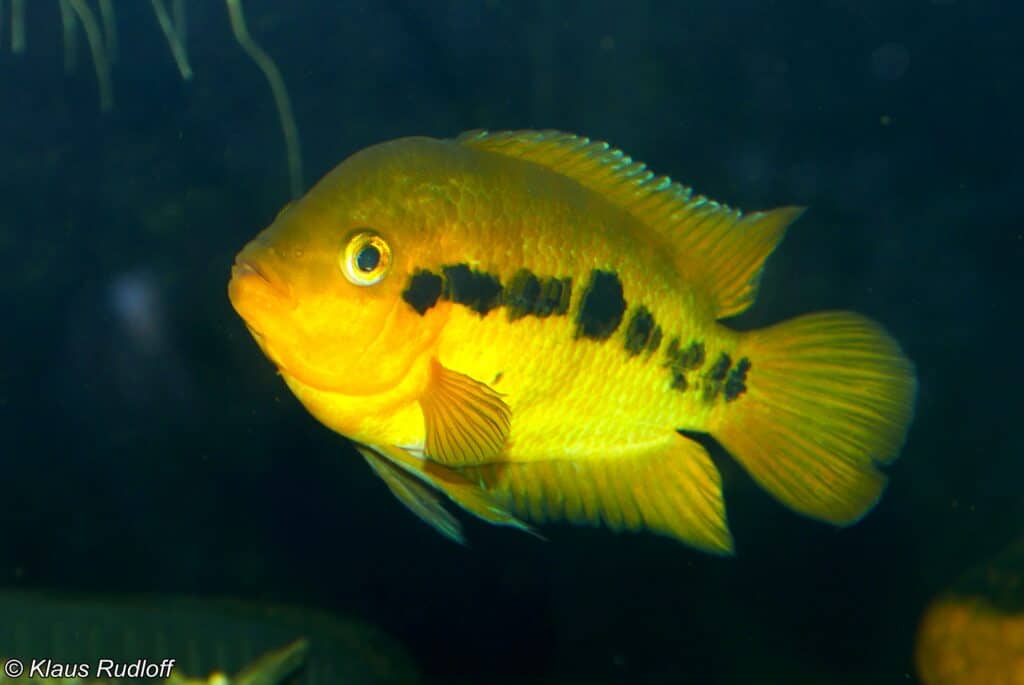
[492,372,504,384]
[536,277,572,316]
[647,326,663,354]
[442,264,503,316]
[505,269,541,321]
[624,306,657,356]
[662,338,704,393]
[680,341,705,369]
[663,339,705,370]
[402,269,443,315]
[702,352,734,401]
[664,337,680,361]
[575,270,626,340]
[708,353,732,381]
[724,357,751,402]
[504,270,572,320]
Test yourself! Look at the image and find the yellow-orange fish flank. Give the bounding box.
[228,130,916,552]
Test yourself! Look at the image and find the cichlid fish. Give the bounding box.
[228,130,916,552]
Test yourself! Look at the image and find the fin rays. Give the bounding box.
[419,359,511,466]
[464,434,734,554]
[360,443,534,541]
[356,445,465,544]
[457,129,804,318]
[714,312,916,525]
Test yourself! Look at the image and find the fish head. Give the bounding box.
[228,138,455,402]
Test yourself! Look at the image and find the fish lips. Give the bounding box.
[228,257,295,336]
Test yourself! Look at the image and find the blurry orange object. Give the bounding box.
[915,539,1024,684]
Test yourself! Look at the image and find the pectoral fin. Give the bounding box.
[418,358,511,466]
[356,445,465,544]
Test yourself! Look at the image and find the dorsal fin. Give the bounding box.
[457,129,804,319]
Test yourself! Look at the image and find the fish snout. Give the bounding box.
[228,248,295,325]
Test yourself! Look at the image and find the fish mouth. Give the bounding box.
[232,259,263,280]
[231,254,293,298]
[228,256,295,332]
[231,258,286,295]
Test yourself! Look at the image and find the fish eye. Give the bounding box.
[341,230,392,286]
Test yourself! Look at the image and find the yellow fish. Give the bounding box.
[228,130,916,552]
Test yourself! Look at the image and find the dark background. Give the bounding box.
[1,1,1020,683]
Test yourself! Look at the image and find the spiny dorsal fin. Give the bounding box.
[457,129,804,319]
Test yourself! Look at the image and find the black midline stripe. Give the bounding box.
[402,263,574,322]
[403,265,673,363]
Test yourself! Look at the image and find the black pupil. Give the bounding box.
[356,244,381,272]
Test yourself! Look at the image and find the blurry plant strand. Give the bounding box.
[11,0,23,53]
[98,0,117,62]
[151,0,191,80]
[5,0,304,200]
[225,0,303,200]
[67,0,112,111]
[58,0,77,74]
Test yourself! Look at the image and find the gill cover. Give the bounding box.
[228,143,456,398]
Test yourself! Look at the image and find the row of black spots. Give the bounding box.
[701,352,734,402]
[401,269,444,315]
[505,268,572,321]
[724,357,751,402]
[575,269,627,340]
[707,352,731,381]
[623,306,663,356]
[402,264,573,320]
[662,338,706,393]
[649,327,664,355]
[442,264,503,315]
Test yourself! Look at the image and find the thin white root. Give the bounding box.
[99,0,118,63]
[150,0,192,80]
[172,0,185,53]
[225,0,304,199]
[68,0,113,111]
[12,0,25,54]
[59,0,78,74]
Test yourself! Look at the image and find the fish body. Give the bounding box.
[229,130,916,552]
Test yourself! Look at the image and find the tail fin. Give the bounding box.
[712,312,917,525]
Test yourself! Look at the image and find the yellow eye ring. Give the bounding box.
[341,230,392,286]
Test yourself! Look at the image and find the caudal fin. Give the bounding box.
[712,312,916,525]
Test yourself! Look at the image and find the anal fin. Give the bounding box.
[463,433,734,554]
